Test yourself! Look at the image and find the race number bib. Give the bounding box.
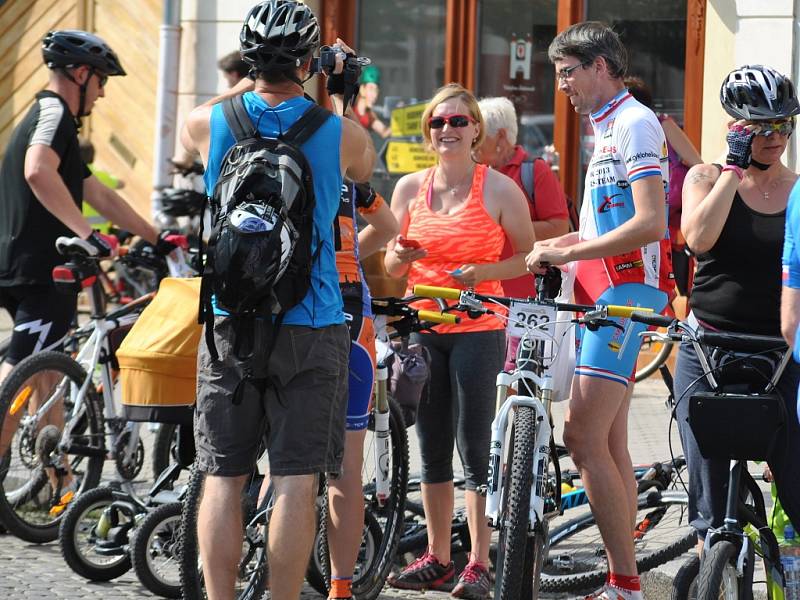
[506,301,557,340]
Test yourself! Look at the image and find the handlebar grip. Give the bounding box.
[417,310,460,325]
[629,311,674,328]
[605,305,653,318]
[412,285,462,300]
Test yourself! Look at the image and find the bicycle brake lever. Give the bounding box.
[583,318,624,332]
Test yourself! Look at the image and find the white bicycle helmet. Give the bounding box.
[720,65,800,121]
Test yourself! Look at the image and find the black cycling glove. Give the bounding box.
[84,230,113,258]
[154,230,178,256]
[726,124,755,169]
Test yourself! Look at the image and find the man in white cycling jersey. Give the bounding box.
[526,21,674,600]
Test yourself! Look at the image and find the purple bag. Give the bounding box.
[389,342,431,427]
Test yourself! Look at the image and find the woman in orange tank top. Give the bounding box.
[384,84,534,596]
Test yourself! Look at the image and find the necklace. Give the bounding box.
[745,173,779,202]
[438,166,474,198]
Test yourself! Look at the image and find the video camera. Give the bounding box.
[311,45,371,76]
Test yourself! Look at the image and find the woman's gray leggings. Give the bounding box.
[410,329,506,491]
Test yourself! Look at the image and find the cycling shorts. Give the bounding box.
[574,283,669,387]
[344,299,376,431]
[0,284,76,365]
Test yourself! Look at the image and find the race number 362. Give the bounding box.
[506,301,556,340]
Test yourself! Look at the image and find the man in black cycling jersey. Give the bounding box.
[0,30,167,384]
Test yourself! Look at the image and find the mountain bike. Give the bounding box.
[0,236,190,543]
[412,269,671,599]
[631,310,792,600]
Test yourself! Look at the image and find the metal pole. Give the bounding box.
[151,0,182,219]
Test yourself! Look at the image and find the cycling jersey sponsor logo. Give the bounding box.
[598,145,618,155]
[613,259,644,272]
[617,180,630,189]
[607,341,622,352]
[602,119,615,139]
[626,151,659,163]
[598,193,625,213]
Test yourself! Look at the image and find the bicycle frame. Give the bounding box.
[25,246,190,476]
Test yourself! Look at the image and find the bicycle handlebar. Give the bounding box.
[413,284,654,319]
[412,285,462,300]
[417,309,459,325]
[630,311,674,328]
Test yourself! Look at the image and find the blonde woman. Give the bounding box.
[385,83,534,599]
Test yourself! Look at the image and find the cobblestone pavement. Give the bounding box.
[0,312,767,599]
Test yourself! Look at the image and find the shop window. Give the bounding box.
[476,0,558,160]
[577,1,687,193]
[357,1,447,197]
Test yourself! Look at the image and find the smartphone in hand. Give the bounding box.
[398,238,422,249]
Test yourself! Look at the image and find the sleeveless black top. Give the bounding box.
[690,183,785,336]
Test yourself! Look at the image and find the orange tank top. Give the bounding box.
[405,164,507,333]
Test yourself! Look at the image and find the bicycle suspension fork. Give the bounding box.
[373,358,391,505]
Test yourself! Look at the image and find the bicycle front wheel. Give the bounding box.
[0,351,105,543]
[495,404,539,600]
[541,490,696,593]
[695,540,754,600]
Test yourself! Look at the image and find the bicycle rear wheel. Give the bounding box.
[494,405,538,600]
[541,490,696,593]
[308,397,409,600]
[0,351,105,543]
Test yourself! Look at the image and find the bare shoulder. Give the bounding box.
[185,104,213,137]
[684,163,720,188]
[391,171,427,205]
[484,167,526,207]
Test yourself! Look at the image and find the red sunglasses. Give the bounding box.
[428,114,475,129]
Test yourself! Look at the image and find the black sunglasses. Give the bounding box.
[95,72,109,87]
[428,114,475,129]
[557,61,589,81]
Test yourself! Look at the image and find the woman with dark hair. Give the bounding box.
[676,64,800,556]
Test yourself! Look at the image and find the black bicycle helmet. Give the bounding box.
[720,65,800,121]
[159,188,205,218]
[239,0,320,72]
[42,30,125,76]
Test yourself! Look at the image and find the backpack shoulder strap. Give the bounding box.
[281,104,332,147]
[222,96,258,142]
[520,157,538,206]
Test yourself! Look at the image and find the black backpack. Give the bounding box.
[199,95,330,377]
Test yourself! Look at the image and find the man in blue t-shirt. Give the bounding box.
[180,2,375,598]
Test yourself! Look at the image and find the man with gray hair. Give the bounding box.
[526,21,674,600]
[475,96,569,372]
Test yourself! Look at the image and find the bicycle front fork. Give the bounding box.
[373,361,391,505]
[485,389,553,529]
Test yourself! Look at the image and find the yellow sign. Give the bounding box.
[390,102,428,137]
[385,141,436,175]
